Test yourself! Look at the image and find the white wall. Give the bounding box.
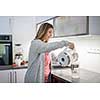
[0,16,11,33]
[12,16,36,61]
[49,35,100,73]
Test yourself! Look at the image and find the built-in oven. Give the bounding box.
[0,34,12,65]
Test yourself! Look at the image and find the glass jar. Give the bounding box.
[71,63,80,79]
[14,44,24,66]
[14,44,23,54]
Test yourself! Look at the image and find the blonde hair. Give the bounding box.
[35,23,53,41]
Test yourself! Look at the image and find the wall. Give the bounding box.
[0,16,11,33]
[49,35,100,73]
[12,16,36,61]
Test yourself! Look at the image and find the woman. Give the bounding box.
[24,23,74,83]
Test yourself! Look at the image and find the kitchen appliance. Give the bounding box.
[14,44,23,66]
[58,48,78,67]
[58,47,80,78]
[0,34,12,65]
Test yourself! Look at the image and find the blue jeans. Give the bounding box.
[46,72,51,83]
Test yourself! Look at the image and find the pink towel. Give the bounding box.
[44,52,51,82]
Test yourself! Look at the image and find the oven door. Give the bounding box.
[0,42,12,65]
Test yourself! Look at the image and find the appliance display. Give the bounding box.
[0,34,12,65]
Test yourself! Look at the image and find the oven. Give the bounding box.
[0,35,12,65]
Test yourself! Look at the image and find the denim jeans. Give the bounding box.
[46,72,51,83]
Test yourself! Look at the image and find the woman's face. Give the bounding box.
[43,28,53,42]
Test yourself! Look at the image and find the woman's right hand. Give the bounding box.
[67,42,75,50]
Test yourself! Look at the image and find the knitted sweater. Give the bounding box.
[24,39,69,83]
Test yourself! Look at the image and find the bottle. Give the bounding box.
[71,62,80,79]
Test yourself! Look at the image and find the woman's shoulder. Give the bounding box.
[31,39,42,42]
[31,39,43,45]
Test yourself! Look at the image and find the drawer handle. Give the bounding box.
[15,71,17,83]
[10,72,12,83]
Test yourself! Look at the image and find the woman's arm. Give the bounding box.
[33,40,69,53]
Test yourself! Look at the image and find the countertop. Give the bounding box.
[0,65,28,70]
[1,64,100,83]
[51,65,100,83]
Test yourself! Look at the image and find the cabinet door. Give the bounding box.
[54,16,88,37]
[51,74,71,83]
[0,16,11,33]
[35,16,55,23]
[0,70,12,83]
[89,16,100,35]
[14,68,27,83]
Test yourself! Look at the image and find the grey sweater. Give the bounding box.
[24,39,69,83]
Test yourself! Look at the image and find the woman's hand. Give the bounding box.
[68,42,75,50]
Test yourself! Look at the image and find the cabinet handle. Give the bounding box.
[15,71,17,83]
[8,72,10,83]
[13,71,15,83]
[10,72,12,83]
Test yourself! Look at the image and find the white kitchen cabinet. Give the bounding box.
[89,16,100,35]
[0,68,27,83]
[35,16,55,24]
[0,70,12,83]
[13,68,27,83]
[54,16,88,37]
[0,16,12,33]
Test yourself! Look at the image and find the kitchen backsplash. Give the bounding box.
[49,35,100,73]
[13,35,100,73]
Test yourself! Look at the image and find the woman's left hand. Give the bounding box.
[68,42,75,50]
